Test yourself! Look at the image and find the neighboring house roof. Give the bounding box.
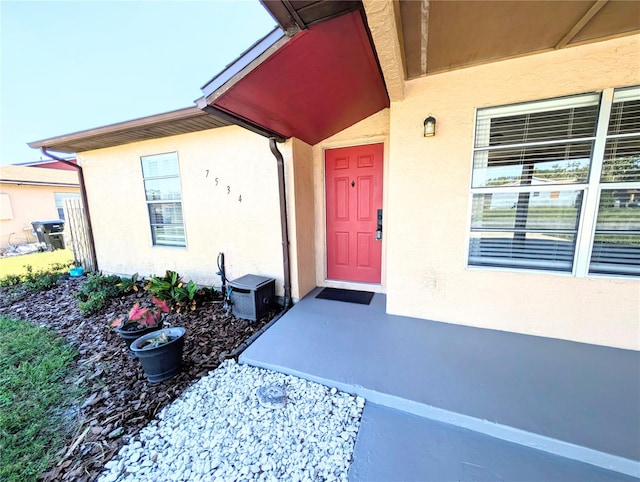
[28,107,232,154]
[0,165,79,187]
[13,158,78,171]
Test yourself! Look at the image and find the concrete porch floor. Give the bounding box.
[239,288,640,481]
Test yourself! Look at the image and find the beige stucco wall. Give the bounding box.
[287,138,316,301]
[0,166,79,248]
[382,35,640,350]
[78,126,287,294]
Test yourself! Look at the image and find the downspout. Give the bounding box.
[269,137,292,310]
[40,148,99,272]
[226,139,293,359]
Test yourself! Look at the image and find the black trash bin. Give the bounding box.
[31,220,65,250]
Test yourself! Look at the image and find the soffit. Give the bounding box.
[28,107,232,154]
[399,0,640,78]
[260,0,363,34]
[202,9,389,146]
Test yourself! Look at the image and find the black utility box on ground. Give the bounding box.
[31,220,65,250]
[229,274,275,322]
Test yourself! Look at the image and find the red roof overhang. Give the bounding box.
[201,10,389,145]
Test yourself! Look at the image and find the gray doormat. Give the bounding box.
[315,288,374,305]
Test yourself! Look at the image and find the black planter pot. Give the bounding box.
[130,327,186,383]
[115,322,163,350]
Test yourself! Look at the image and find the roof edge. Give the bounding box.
[200,27,287,100]
[28,106,219,151]
[0,179,79,188]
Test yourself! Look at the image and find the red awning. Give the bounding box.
[200,10,389,145]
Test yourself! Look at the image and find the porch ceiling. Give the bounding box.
[199,9,390,146]
[400,0,640,78]
[199,0,638,144]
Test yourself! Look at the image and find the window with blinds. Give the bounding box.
[54,192,81,220]
[469,86,640,278]
[140,152,186,247]
[590,87,640,276]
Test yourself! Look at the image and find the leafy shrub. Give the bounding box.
[25,272,61,292]
[76,292,109,315]
[147,271,216,312]
[146,270,181,301]
[0,274,22,288]
[74,273,123,315]
[173,280,199,311]
[0,262,71,291]
[117,273,140,294]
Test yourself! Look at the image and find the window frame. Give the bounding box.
[467,87,640,278]
[140,151,187,248]
[54,192,81,220]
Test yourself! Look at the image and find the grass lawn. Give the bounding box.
[0,249,73,279]
[0,316,82,482]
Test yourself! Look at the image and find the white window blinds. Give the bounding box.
[589,86,640,276]
[140,152,186,248]
[469,87,640,277]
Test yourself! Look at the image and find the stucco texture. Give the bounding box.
[0,166,79,248]
[287,138,316,301]
[78,126,286,293]
[383,35,640,349]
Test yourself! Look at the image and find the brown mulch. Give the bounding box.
[0,277,276,482]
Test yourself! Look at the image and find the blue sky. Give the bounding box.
[0,1,275,165]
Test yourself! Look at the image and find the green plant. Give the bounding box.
[25,272,61,292]
[146,271,212,312]
[0,316,83,482]
[77,291,109,315]
[0,260,71,291]
[146,270,182,301]
[117,273,140,294]
[173,280,199,311]
[74,273,123,315]
[0,274,23,288]
[20,265,68,293]
[141,330,173,349]
[110,297,169,330]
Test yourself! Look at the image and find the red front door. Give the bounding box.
[325,143,383,283]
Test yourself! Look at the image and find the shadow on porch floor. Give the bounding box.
[239,287,640,481]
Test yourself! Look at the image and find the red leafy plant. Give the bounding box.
[110,297,170,330]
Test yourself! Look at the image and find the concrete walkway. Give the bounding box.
[240,288,640,481]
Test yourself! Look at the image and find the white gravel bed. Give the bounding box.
[98,360,365,482]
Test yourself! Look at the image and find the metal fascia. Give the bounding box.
[0,180,79,187]
[198,103,286,142]
[200,28,287,100]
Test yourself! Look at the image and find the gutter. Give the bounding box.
[269,137,292,311]
[198,102,286,143]
[0,180,79,188]
[222,138,295,361]
[40,148,99,272]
